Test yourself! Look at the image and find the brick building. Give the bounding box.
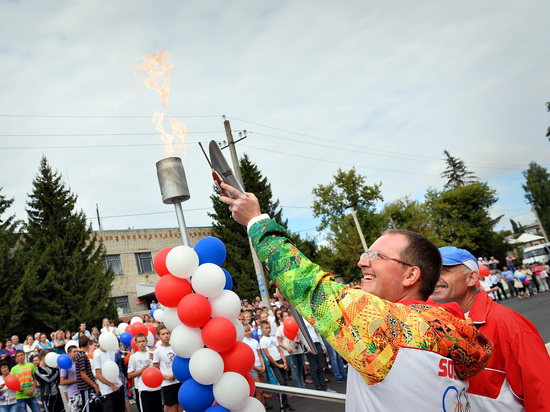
[96,226,212,316]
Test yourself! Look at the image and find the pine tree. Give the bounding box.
[8,157,117,336]
[522,162,550,238]
[441,150,478,189]
[0,189,22,337]
[209,154,286,301]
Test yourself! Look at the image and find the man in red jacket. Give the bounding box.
[431,246,550,411]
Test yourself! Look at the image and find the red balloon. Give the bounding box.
[243,372,255,397]
[132,322,148,337]
[142,366,163,388]
[220,341,255,375]
[4,375,20,391]
[155,275,192,308]
[283,328,298,341]
[125,324,134,336]
[177,293,212,328]
[130,337,138,352]
[145,323,157,336]
[283,317,299,340]
[202,317,236,352]
[479,265,490,277]
[154,247,173,277]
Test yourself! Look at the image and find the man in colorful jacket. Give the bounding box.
[432,246,550,411]
[220,183,492,411]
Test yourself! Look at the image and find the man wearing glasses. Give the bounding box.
[220,183,492,411]
[431,246,550,411]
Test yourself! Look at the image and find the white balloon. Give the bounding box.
[64,340,78,354]
[213,372,249,410]
[232,318,245,341]
[45,352,59,368]
[98,332,119,352]
[191,263,225,298]
[170,325,204,358]
[101,360,119,383]
[189,348,224,385]
[210,290,242,319]
[118,322,128,333]
[163,307,182,331]
[130,316,143,325]
[153,309,164,322]
[233,397,266,412]
[147,331,155,347]
[166,246,199,279]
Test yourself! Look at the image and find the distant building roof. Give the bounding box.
[509,233,545,245]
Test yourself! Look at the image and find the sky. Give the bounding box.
[1,1,549,243]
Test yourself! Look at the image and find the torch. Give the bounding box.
[156,157,191,246]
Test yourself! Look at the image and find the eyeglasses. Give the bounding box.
[360,250,414,267]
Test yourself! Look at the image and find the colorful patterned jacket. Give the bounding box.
[249,219,492,385]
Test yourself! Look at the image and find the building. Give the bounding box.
[96,226,212,316]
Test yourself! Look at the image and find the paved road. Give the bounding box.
[132,293,550,411]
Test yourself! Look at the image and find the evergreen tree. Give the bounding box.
[0,189,22,337]
[9,157,117,336]
[441,150,477,189]
[510,219,523,235]
[522,162,550,238]
[209,154,285,301]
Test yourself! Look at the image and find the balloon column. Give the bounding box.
[152,236,262,412]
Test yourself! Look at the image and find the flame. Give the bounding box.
[152,111,187,157]
[133,50,174,109]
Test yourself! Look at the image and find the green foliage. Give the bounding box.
[381,197,438,243]
[209,154,285,301]
[441,150,478,189]
[8,157,117,337]
[522,162,550,239]
[510,219,523,235]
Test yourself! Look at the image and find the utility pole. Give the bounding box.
[350,207,368,252]
[223,119,272,311]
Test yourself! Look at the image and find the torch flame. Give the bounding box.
[152,111,187,157]
[133,50,174,109]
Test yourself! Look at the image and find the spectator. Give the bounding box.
[1,341,15,369]
[22,336,39,364]
[243,324,266,407]
[501,266,517,297]
[35,350,63,412]
[128,333,162,412]
[10,350,40,412]
[75,336,100,412]
[10,337,22,352]
[37,333,53,352]
[94,339,124,410]
[152,325,181,412]
[541,262,550,290]
[65,331,73,341]
[72,324,91,340]
[302,320,333,392]
[90,328,100,342]
[487,256,499,270]
[531,262,549,292]
[0,360,17,411]
[52,330,66,355]
[276,311,305,389]
[506,253,517,271]
[59,344,80,412]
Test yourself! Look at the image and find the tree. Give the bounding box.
[510,219,523,235]
[381,197,438,243]
[0,189,22,337]
[8,157,117,336]
[522,162,550,238]
[311,168,384,282]
[441,150,477,189]
[209,154,286,301]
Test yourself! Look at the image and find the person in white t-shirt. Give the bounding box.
[152,325,181,412]
[94,344,124,411]
[243,324,267,407]
[128,333,162,412]
[275,311,305,389]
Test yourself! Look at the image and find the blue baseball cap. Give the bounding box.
[439,246,479,271]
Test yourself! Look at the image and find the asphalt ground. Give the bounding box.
[131,292,549,411]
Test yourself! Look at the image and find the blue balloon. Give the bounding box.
[120,332,133,347]
[178,379,214,412]
[222,268,233,290]
[194,236,227,266]
[149,309,155,318]
[57,354,73,370]
[172,356,191,383]
[205,406,230,412]
[252,328,259,341]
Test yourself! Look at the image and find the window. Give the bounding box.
[135,252,153,273]
[113,296,130,314]
[104,254,123,275]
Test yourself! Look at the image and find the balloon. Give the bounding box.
[146,323,157,336]
[232,318,245,342]
[130,316,144,325]
[45,352,59,368]
[170,325,204,358]
[177,293,212,328]
[213,372,250,410]
[283,317,299,340]
[153,308,164,322]
[147,331,155,347]
[130,337,138,352]
[283,328,298,341]
[101,360,119,383]
[149,309,155,318]
[142,366,163,388]
[120,332,133,347]
[479,265,490,277]
[192,264,226,298]
[163,307,183,331]
[206,405,230,412]
[202,317,236,352]
[194,236,227,266]
[178,379,215,412]
[154,247,173,277]
[232,396,265,412]
[64,340,78,354]
[166,245,199,279]
[222,268,233,290]
[243,373,255,396]
[209,290,241,320]
[98,332,119,352]
[220,342,255,375]
[189,348,224,385]
[132,322,148,337]
[4,375,20,391]
[57,354,73,370]
[172,356,192,383]
[118,322,128,333]
[155,275,193,308]
[125,324,134,336]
